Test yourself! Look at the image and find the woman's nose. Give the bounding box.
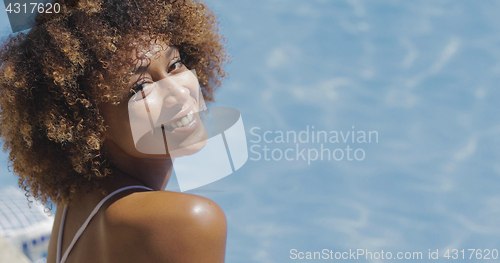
[159,77,190,108]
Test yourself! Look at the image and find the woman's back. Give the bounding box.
[47,188,227,263]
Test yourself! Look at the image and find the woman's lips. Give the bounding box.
[168,110,194,129]
[162,102,193,125]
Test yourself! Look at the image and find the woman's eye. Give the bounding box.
[168,60,184,73]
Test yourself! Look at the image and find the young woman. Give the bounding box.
[0,0,228,262]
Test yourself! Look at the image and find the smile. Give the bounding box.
[167,109,194,129]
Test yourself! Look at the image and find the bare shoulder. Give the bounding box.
[105,190,226,226]
[103,191,227,262]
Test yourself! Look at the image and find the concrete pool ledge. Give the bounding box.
[0,235,31,263]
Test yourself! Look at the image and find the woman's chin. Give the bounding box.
[169,139,207,158]
[133,121,208,158]
[133,140,207,158]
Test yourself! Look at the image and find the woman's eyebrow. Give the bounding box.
[130,47,176,74]
[131,57,151,74]
[132,63,149,74]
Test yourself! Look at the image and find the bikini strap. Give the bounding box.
[57,185,153,263]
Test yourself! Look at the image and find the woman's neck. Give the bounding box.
[102,139,174,191]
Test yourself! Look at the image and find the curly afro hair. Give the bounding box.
[0,0,228,205]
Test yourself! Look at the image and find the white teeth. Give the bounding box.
[169,110,194,129]
[181,117,189,125]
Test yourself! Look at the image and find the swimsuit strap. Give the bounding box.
[56,185,153,263]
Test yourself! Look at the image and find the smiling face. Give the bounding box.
[100,44,208,159]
